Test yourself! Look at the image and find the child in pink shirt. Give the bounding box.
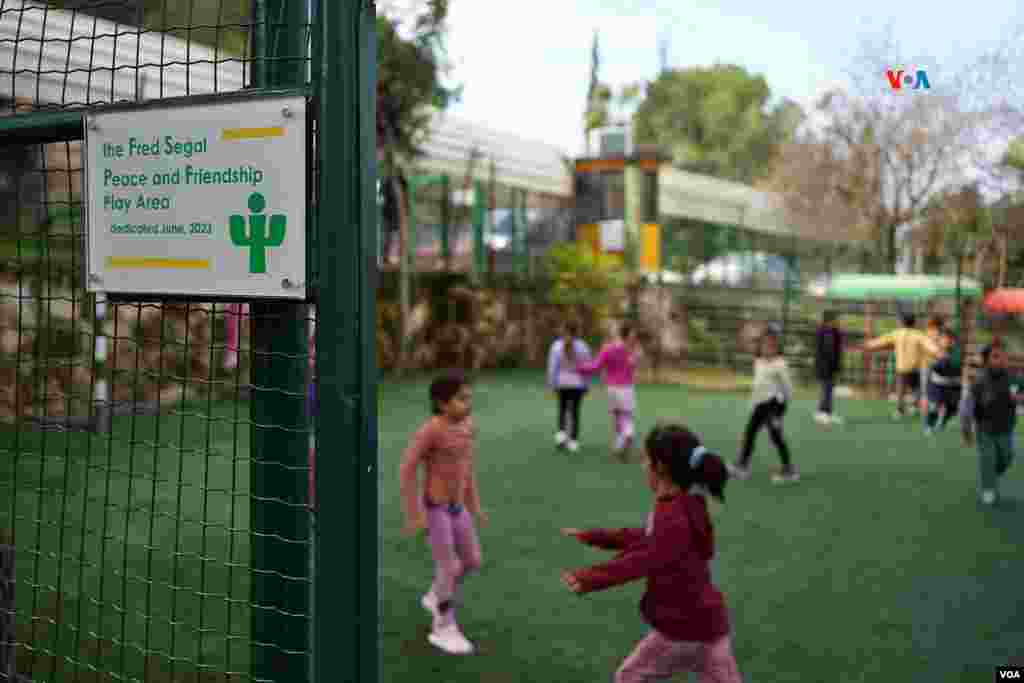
[398,371,487,655]
[578,322,643,460]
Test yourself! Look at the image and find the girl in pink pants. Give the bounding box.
[577,322,642,460]
[399,372,487,655]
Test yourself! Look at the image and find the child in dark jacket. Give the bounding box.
[560,424,742,683]
[961,344,1018,506]
[924,328,961,435]
[814,310,844,425]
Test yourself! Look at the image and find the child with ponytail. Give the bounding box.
[560,424,742,682]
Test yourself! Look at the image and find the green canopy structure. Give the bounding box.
[819,274,982,301]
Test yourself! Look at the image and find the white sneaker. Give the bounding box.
[726,462,751,480]
[428,623,474,655]
[828,414,844,425]
[421,591,441,624]
[980,490,997,506]
[814,412,831,425]
[554,431,568,447]
[771,468,801,484]
[567,440,579,453]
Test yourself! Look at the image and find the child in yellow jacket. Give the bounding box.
[856,313,941,418]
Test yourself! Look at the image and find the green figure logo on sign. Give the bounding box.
[230,192,286,273]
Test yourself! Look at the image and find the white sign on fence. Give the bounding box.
[83,94,307,298]
[600,219,625,252]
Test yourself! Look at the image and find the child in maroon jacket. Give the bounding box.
[560,424,742,682]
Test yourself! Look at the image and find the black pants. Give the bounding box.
[739,399,792,468]
[818,377,835,414]
[925,385,961,430]
[557,388,586,440]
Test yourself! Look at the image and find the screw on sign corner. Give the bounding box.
[229,192,286,274]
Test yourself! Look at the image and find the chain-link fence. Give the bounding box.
[375,216,995,402]
[0,2,376,682]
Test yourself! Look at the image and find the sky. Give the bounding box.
[433,0,1023,156]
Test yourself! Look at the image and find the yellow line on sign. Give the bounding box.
[222,127,285,140]
[106,257,210,269]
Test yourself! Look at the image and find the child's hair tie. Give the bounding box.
[689,445,707,469]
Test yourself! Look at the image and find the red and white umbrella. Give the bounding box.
[983,288,1024,315]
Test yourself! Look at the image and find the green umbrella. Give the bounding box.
[820,274,982,301]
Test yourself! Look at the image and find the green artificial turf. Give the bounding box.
[1,372,1021,682]
[380,371,1023,683]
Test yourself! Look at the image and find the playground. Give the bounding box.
[380,372,1023,683]
[2,2,1024,681]
[1,364,1022,681]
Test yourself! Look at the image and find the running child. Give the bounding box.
[399,371,487,654]
[961,344,1018,506]
[858,313,941,419]
[814,310,844,426]
[560,423,742,683]
[729,326,799,483]
[547,322,593,454]
[577,322,643,461]
[924,327,962,435]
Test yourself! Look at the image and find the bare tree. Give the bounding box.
[763,23,1024,272]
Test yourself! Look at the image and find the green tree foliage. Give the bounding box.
[543,242,626,308]
[633,64,803,184]
[376,1,460,171]
[374,1,458,372]
[1003,137,1024,176]
[992,140,1024,285]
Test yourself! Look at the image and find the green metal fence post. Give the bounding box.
[315,1,379,682]
[250,0,312,680]
[472,180,485,282]
[441,174,451,266]
[782,252,799,345]
[401,177,417,369]
[512,189,520,274]
[519,189,529,276]
[408,177,419,275]
[487,159,496,280]
[624,159,643,319]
